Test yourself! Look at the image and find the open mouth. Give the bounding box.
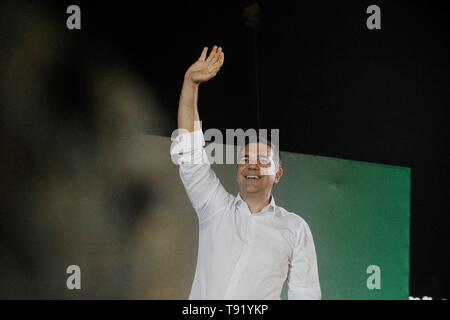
[245,175,261,180]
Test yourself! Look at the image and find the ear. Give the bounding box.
[274,167,283,184]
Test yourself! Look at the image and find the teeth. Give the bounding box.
[246,175,260,180]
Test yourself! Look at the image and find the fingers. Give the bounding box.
[212,51,224,69]
[197,45,224,80]
[209,47,222,65]
[198,47,208,61]
[200,45,224,66]
[205,45,218,63]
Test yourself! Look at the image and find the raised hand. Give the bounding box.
[185,46,225,84]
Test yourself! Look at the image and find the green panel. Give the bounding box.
[213,151,410,300]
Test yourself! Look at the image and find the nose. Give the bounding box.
[247,161,260,170]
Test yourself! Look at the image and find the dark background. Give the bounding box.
[5,0,450,298]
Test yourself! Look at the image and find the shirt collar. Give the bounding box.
[236,193,277,215]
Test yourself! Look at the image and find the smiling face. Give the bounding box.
[236,142,283,199]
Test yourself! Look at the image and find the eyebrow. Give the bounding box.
[240,154,271,160]
[242,154,270,157]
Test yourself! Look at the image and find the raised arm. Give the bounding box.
[178,46,224,132]
[172,46,229,224]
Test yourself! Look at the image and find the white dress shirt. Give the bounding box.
[170,129,321,300]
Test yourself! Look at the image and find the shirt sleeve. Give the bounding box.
[170,129,231,224]
[286,219,322,300]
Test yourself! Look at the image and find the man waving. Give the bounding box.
[171,46,321,300]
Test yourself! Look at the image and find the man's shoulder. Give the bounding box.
[275,205,310,228]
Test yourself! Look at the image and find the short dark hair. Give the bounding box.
[239,135,282,168]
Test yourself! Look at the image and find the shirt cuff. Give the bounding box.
[170,129,209,165]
